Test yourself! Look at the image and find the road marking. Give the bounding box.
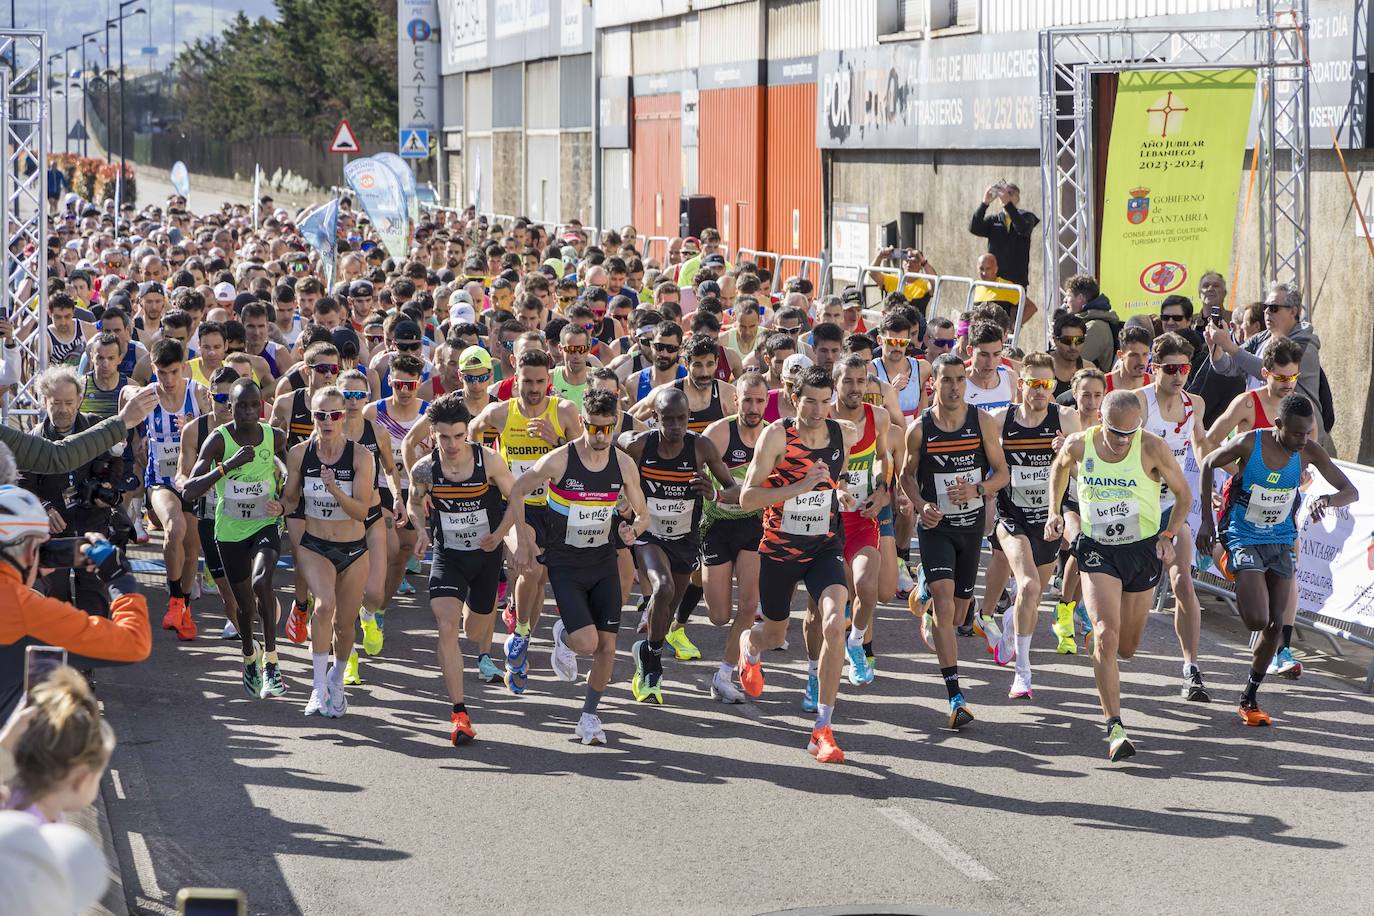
[126,831,166,900]
[876,807,998,882]
[110,768,126,800]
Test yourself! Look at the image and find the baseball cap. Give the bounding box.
[349,279,375,297]
[702,253,726,268]
[137,281,165,297]
[393,319,423,342]
[458,345,493,371]
[696,279,721,299]
[543,257,566,279]
[331,327,360,359]
[559,245,578,261]
[212,281,236,303]
[840,286,863,307]
[682,236,701,251]
[782,352,814,380]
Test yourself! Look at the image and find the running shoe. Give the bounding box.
[324,683,347,718]
[504,664,528,695]
[477,654,502,683]
[303,688,326,716]
[629,640,663,704]
[972,613,1002,656]
[343,651,362,686]
[450,711,476,746]
[807,726,845,764]
[1237,702,1272,726]
[845,644,874,686]
[919,610,936,652]
[397,577,416,596]
[1107,722,1136,761]
[286,602,310,645]
[505,630,529,672]
[261,661,286,698]
[1269,647,1302,679]
[664,624,701,660]
[174,602,197,641]
[161,597,184,632]
[801,672,819,712]
[221,619,239,640]
[1051,602,1077,654]
[501,600,516,635]
[1009,672,1033,699]
[242,653,263,698]
[406,554,422,574]
[947,693,974,730]
[895,559,915,598]
[738,631,764,697]
[1182,669,1210,703]
[992,629,1016,667]
[550,620,579,682]
[132,512,149,544]
[1074,603,1094,651]
[360,609,384,655]
[200,567,219,595]
[576,712,607,745]
[710,670,745,704]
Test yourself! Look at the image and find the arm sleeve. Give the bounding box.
[19,590,151,665]
[968,203,991,237]
[0,417,128,473]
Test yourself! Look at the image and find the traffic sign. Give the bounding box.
[399,128,429,159]
[330,119,360,154]
[68,119,88,141]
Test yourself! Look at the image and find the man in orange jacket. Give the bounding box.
[0,482,151,719]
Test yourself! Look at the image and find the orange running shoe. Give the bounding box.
[162,597,183,631]
[450,711,476,745]
[174,601,197,641]
[285,603,309,644]
[807,726,845,764]
[1238,703,1272,727]
[738,631,764,698]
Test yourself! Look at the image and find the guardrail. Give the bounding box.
[642,235,670,265]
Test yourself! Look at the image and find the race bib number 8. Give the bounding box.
[649,497,692,539]
[781,490,831,536]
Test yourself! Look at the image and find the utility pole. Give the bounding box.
[64,45,76,154]
[103,19,114,163]
[116,1,146,179]
[83,31,101,158]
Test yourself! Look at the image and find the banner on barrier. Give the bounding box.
[1296,460,1374,631]
[344,158,409,259]
[1098,68,1256,319]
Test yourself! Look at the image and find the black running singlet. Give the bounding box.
[916,406,988,533]
[428,444,505,552]
[997,404,1060,527]
[639,430,703,542]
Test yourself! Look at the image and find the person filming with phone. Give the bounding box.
[0,437,151,720]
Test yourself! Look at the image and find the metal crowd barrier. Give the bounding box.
[642,235,670,265]
[775,254,827,295]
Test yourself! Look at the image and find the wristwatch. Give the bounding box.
[975,482,986,498]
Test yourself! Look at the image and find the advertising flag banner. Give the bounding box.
[374,152,420,230]
[299,198,341,289]
[170,161,190,198]
[344,157,409,258]
[1098,68,1256,319]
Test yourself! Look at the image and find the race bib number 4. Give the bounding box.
[441,510,491,551]
[565,503,613,548]
[648,497,693,539]
[1244,485,1296,528]
[781,489,831,536]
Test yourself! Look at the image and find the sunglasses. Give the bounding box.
[1158,362,1191,376]
[881,336,911,348]
[500,339,516,350]
[309,363,340,375]
[557,295,578,304]
[779,326,803,336]
[392,379,420,391]
[1105,423,1140,437]
[1160,313,1186,322]
[395,341,422,352]
[562,344,590,355]
[1023,378,1055,390]
[1264,302,1294,312]
[580,322,597,332]
[1057,335,1086,346]
[342,389,369,401]
[1267,370,1300,383]
[591,310,606,319]
[653,342,680,354]
[928,338,956,348]
[212,392,231,403]
[313,409,345,421]
[585,421,617,436]
[463,372,492,384]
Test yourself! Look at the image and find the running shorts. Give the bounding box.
[841,512,879,563]
[1074,534,1161,594]
[1226,541,1295,579]
[637,532,700,575]
[700,516,763,567]
[916,525,982,600]
[758,551,846,622]
[198,517,225,580]
[429,544,502,610]
[547,562,622,633]
[992,514,1060,568]
[216,526,283,580]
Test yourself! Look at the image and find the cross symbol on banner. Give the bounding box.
[1145,91,1190,138]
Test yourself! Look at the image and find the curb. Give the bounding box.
[70,773,130,916]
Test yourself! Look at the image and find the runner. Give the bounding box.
[1044,390,1192,761]
[1050,367,1106,653]
[485,388,650,744]
[281,386,376,717]
[407,394,517,744]
[183,378,288,699]
[1197,395,1356,726]
[551,323,593,407]
[127,338,208,640]
[619,387,736,703]
[469,349,580,694]
[629,321,687,405]
[1136,332,1213,701]
[632,335,738,433]
[176,367,239,638]
[700,373,767,703]
[737,366,860,764]
[964,322,1018,411]
[1105,325,1153,393]
[902,353,1009,729]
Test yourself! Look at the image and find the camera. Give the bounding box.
[76,451,137,509]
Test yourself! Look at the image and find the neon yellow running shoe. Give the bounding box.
[360,610,384,656]
[1051,602,1077,655]
[664,625,701,660]
[343,651,362,686]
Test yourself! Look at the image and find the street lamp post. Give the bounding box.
[47,52,60,154]
[117,2,147,181]
[62,45,77,154]
[102,19,115,163]
[82,32,101,159]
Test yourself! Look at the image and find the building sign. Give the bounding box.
[599,76,630,149]
[399,0,441,132]
[560,0,583,49]
[443,0,487,69]
[831,203,870,283]
[494,0,550,39]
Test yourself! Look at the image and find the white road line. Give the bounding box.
[126,830,166,901]
[876,807,998,882]
[110,768,126,800]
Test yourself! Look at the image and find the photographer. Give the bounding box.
[0,383,158,475]
[20,368,132,618]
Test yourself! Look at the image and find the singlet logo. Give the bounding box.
[565,478,584,489]
[1266,472,1281,484]
[1085,458,1094,472]
[831,451,840,461]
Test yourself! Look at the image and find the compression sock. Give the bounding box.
[815,704,834,730]
[311,653,328,695]
[452,702,467,715]
[673,583,703,626]
[1281,624,1294,650]
[1241,671,1264,707]
[515,621,531,638]
[583,687,603,714]
[807,658,819,676]
[940,666,961,700]
[1105,715,1123,734]
[847,625,867,649]
[864,640,875,659]
[1015,635,1032,679]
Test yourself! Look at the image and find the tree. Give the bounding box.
[172,0,397,143]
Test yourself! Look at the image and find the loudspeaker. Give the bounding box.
[679,195,716,238]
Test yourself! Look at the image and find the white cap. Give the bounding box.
[0,813,109,916]
[213,282,237,303]
[782,352,814,380]
[449,300,476,324]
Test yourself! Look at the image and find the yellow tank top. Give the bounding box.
[1079,426,1161,545]
[191,357,261,389]
[499,397,565,505]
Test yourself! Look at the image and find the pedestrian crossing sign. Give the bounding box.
[399,128,430,159]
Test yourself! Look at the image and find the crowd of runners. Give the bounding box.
[22,184,1357,764]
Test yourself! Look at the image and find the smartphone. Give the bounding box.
[1210,302,1224,326]
[892,248,908,263]
[38,537,85,569]
[24,645,67,698]
[177,889,247,916]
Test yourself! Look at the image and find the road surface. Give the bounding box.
[93,543,1374,915]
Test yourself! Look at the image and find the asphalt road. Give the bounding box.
[94,544,1374,916]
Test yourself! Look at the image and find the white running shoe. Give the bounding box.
[575,712,607,745]
[132,513,149,544]
[550,619,579,682]
[1009,672,1033,699]
[710,670,745,704]
[895,559,915,596]
[303,689,326,716]
[324,683,347,718]
[221,619,239,640]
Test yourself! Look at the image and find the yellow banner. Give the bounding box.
[1099,68,1257,319]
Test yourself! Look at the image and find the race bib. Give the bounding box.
[1087,499,1141,545]
[845,467,872,503]
[781,489,832,536]
[441,509,491,552]
[1244,485,1297,528]
[223,478,271,520]
[934,471,979,517]
[648,497,693,539]
[511,459,547,503]
[565,502,613,548]
[1010,465,1050,511]
[305,476,352,520]
[157,444,180,480]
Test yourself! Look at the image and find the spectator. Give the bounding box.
[1061,273,1119,371]
[1188,300,1264,429]
[969,180,1039,292]
[971,253,1035,326]
[1158,294,1205,384]
[1195,269,1228,329]
[872,247,936,311]
[0,386,157,474]
[0,811,109,915]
